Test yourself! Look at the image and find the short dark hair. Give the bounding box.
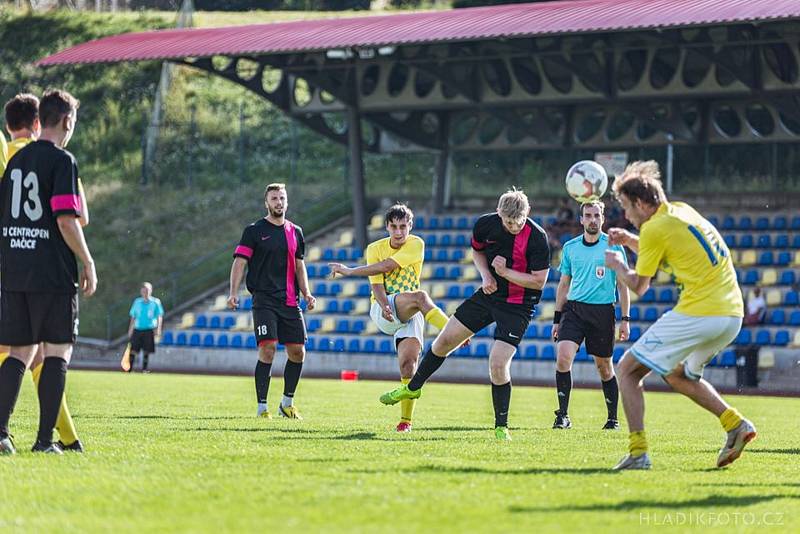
[384,203,413,226]
[264,183,286,200]
[580,200,605,216]
[4,93,39,131]
[39,89,79,128]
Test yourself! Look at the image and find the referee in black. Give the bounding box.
[228,183,315,420]
[552,200,630,430]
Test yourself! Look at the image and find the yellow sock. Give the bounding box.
[629,431,648,457]
[0,352,7,366]
[400,377,416,423]
[424,307,449,331]
[32,362,80,445]
[719,407,743,432]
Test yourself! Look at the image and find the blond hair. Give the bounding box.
[497,188,530,219]
[612,160,667,207]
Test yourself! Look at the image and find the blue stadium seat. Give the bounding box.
[541,345,556,360]
[541,324,553,340]
[306,264,317,278]
[776,252,791,266]
[522,345,538,359]
[738,234,753,248]
[790,310,800,326]
[363,339,376,353]
[612,347,624,362]
[307,318,321,333]
[315,282,328,296]
[550,270,561,282]
[202,334,215,347]
[644,307,658,322]
[322,248,335,261]
[357,283,371,297]
[424,249,433,262]
[195,314,208,328]
[743,270,759,285]
[455,343,472,357]
[775,234,789,248]
[329,282,342,295]
[351,249,363,261]
[707,216,719,228]
[230,334,243,348]
[176,332,188,346]
[769,309,785,325]
[208,315,221,329]
[615,307,621,320]
[657,288,674,303]
[793,235,800,249]
[242,297,253,311]
[775,330,790,346]
[352,320,366,333]
[792,216,800,231]
[335,249,348,261]
[318,265,331,278]
[542,286,556,301]
[773,216,787,230]
[757,235,771,249]
[442,217,454,230]
[416,216,426,229]
[333,338,346,352]
[455,234,468,247]
[335,320,350,333]
[473,342,489,357]
[433,266,446,279]
[738,216,752,230]
[785,291,799,306]
[457,217,470,229]
[300,300,308,312]
[342,300,355,313]
[424,234,436,247]
[217,334,229,348]
[318,337,331,351]
[629,307,641,321]
[447,286,460,299]
[428,217,440,230]
[246,335,256,349]
[451,249,465,262]
[640,288,655,303]
[476,326,492,338]
[755,330,771,345]
[189,333,201,347]
[720,350,737,367]
[435,249,449,262]
[463,285,477,298]
[758,252,774,266]
[326,300,339,313]
[525,324,538,338]
[724,235,736,248]
[161,331,174,345]
[379,339,393,354]
[448,266,463,279]
[722,216,735,230]
[439,234,452,247]
[306,337,316,351]
[736,330,752,345]
[347,339,361,353]
[223,316,235,329]
[755,217,769,231]
[629,326,641,342]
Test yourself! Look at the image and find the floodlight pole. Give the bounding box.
[347,65,368,251]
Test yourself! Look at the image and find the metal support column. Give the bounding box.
[347,101,368,251]
[433,113,450,214]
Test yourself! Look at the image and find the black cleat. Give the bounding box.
[58,439,84,453]
[31,441,64,454]
[602,419,620,430]
[552,410,572,429]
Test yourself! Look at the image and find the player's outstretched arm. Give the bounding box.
[57,214,96,297]
[329,258,399,278]
[228,257,247,309]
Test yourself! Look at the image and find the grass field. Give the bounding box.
[0,371,798,532]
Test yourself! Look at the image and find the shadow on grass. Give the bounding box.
[422,426,496,432]
[697,482,800,488]
[351,464,613,476]
[509,494,797,514]
[185,428,447,442]
[79,415,248,421]
[747,448,800,455]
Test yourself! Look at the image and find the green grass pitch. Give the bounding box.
[0,371,798,532]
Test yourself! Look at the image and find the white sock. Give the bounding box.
[281,395,293,408]
[257,402,268,415]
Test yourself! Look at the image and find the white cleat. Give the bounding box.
[717,419,757,468]
[613,452,652,470]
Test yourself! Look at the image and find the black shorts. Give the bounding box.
[454,290,532,347]
[0,291,79,346]
[252,304,307,346]
[130,329,156,353]
[557,300,616,358]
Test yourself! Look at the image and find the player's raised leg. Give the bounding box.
[489,340,515,440]
[392,290,448,331]
[379,316,473,405]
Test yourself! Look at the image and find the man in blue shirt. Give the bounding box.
[552,201,630,430]
[127,282,164,373]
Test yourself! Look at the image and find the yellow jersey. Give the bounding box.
[366,235,424,302]
[0,131,7,173]
[6,136,33,160]
[636,202,743,317]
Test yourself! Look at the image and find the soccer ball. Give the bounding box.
[565,160,608,203]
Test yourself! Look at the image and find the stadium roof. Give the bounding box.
[38,0,800,66]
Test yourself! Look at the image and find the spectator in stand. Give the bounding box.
[743,286,766,326]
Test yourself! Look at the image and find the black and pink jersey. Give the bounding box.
[234,218,305,307]
[0,140,82,293]
[471,213,550,310]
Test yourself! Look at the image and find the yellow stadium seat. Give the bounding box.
[794,251,800,267]
[758,348,775,369]
[765,289,781,307]
[760,268,778,286]
[738,250,757,267]
[656,270,671,284]
[364,321,379,335]
[420,282,433,294]
[422,265,433,279]
[792,331,800,347]
[460,265,479,281]
[369,214,384,230]
[341,281,358,297]
[320,317,336,333]
[178,313,195,329]
[462,249,474,264]
[210,295,228,311]
[311,297,326,313]
[629,290,639,303]
[431,284,446,299]
[306,246,321,262]
[539,303,555,321]
[446,301,460,315]
[233,314,251,331]
[728,249,739,264]
[336,231,353,247]
[351,299,370,316]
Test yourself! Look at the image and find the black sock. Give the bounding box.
[37,358,68,446]
[408,348,446,391]
[255,361,272,404]
[556,370,572,415]
[492,381,511,428]
[283,360,303,398]
[602,376,619,420]
[129,352,136,372]
[142,353,149,371]
[0,357,26,438]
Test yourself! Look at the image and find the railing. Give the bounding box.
[103,186,351,341]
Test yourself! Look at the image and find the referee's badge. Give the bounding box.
[595,265,606,279]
